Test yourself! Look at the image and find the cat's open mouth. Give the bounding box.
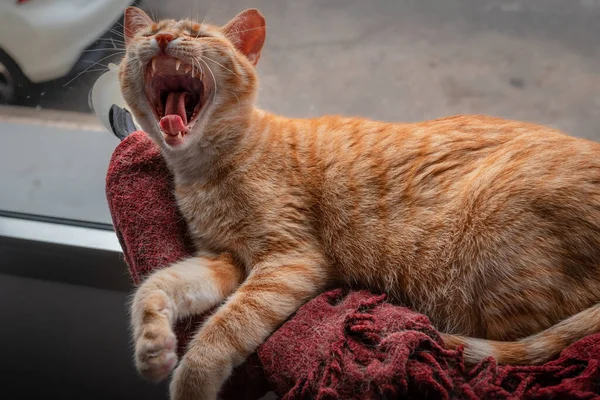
[144,56,208,147]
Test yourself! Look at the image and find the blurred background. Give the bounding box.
[4,0,600,137]
[0,0,599,399]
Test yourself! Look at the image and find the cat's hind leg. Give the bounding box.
[130,253,243,382]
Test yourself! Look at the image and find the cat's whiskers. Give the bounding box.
[108,28,126,39]
[197,57,218,101]
[96,37,127,45]
[200,55,238,77]
[191,57,204,80]
[229,90,241,111]
[81,48,126,53]
[62,52,124,87]
[79,60,114,69]
[112,19,130,40]
[201,0,222,27]
[146,5,158,23]
[73,68,109,76]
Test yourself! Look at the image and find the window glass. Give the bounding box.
[1,0,599,225]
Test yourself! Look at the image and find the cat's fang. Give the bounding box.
[143,55,207,141]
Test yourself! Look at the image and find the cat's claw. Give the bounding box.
[135,329,178,382]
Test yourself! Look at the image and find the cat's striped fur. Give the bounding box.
[120,7,600,399]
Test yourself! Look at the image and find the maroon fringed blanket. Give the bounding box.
[106,131,600,399]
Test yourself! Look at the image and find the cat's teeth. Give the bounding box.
[185,66,192,74]
[177,131,183,139]
[175,60,181,71]
[151,58,157,73]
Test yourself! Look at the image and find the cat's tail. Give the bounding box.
[441,303,600,365]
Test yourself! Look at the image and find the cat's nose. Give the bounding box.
[155,33,174,52]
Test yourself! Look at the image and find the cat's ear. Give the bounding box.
[124,7,153,47]
[222,9,266,66]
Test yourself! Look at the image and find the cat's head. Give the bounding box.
[119,7,266,151]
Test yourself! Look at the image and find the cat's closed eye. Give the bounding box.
[141,30,159,37]
[187,30,210,38]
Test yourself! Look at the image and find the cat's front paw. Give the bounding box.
[134,323,178,382]
[169,349,228,400]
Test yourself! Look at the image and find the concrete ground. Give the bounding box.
[146,0,600,140]
[18,0,600,139]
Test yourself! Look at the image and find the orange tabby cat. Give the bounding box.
[120,7,600,400]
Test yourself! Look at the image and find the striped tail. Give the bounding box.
[441,303,600,365]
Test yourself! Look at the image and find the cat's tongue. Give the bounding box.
[159,92,190,137]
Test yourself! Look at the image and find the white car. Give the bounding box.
[0,0,134,103]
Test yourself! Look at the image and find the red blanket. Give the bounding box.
[106,131,600,399]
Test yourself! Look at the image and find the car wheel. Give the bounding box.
[0,49,31,104]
